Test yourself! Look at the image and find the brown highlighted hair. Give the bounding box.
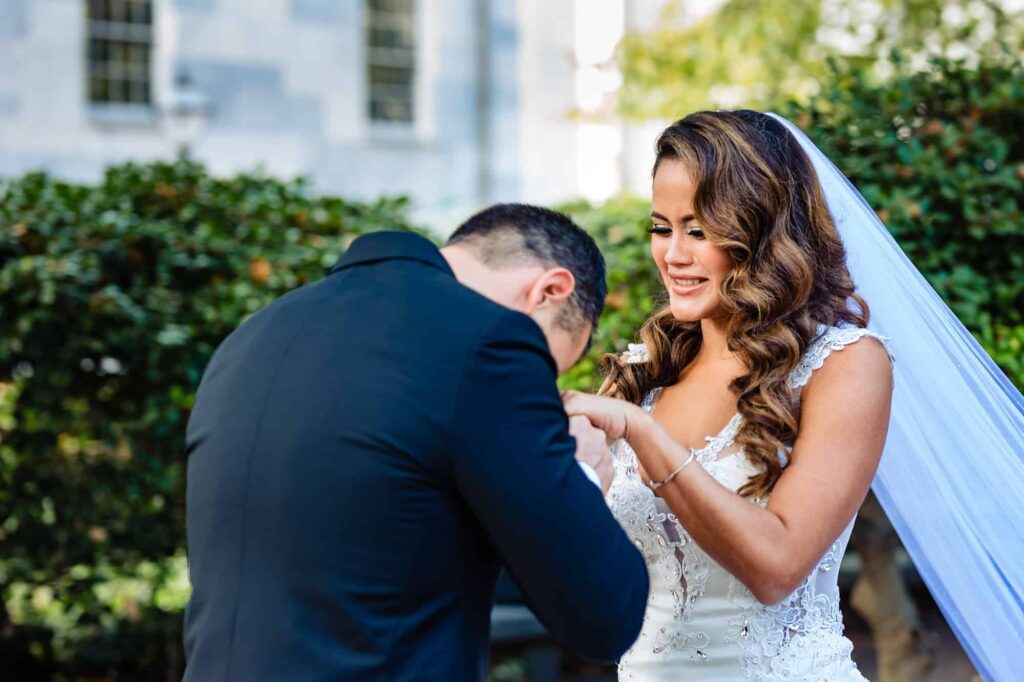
[599,110,868,499]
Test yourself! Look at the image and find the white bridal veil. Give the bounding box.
[768,113,1024,681]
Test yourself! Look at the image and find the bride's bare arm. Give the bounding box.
[566,337,893,605]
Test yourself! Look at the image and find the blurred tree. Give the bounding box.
[0,161,425,678]
[616,0,1024,118]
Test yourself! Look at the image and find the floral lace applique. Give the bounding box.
[652,626,711,661]
[692,412,744,466]
[608,389,711,657]
[725,544,862,681]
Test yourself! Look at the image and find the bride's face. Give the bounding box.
[650,159,733,323]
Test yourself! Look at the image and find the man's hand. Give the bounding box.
[569,415,614,494]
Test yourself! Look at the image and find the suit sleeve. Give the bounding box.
[450,312,650,662]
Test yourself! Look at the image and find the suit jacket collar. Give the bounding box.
[329,231,453,277]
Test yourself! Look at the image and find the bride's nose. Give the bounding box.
[664,234,694,267]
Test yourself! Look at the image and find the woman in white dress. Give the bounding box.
[563,110,893,681]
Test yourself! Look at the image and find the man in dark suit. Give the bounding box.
[183,204,649,681]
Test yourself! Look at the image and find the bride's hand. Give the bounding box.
[561,390,639,443]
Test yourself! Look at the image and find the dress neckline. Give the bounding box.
[644,387,744,466]
[640,323,866,469]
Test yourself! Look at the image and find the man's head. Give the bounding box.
[440,203,606,374]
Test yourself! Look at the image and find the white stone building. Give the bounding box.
[0,0,676,229]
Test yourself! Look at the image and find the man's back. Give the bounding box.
[183,232,648,681]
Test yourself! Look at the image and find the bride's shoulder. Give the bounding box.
[795,324,894,397]
[811,324,890,351]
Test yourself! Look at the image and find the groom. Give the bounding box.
[183,204,649,681]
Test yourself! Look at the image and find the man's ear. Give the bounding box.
[523,267,575,314]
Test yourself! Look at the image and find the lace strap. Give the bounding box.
[640,387,663,413]
[693,412,743,466]
[787,325,893,390]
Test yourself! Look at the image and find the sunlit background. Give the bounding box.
[1,0,1018,224]
[1,1,1021,680]
[0,0,846,229]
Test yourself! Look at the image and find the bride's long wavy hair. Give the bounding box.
[600,110,869,498]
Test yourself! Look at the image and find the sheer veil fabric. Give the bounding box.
[768,113,1024,681]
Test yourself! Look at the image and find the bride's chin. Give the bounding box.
[668,305,703,323]
[667,292,723,324]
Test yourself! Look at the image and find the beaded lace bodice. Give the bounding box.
[607,325,890,681]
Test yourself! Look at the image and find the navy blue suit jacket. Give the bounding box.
[183,232,649,681]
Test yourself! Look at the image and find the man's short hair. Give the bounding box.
[447,203,606,334]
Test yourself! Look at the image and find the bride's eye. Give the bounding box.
[647,224,672,236]
[686,226,705,239]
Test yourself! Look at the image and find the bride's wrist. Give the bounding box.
[625,409,691,483]
[623,404,650,443]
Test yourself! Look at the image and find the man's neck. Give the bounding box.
[439,245,539,312]
[439,245,491,295]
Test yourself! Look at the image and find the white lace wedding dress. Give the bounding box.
[608,325,890,681]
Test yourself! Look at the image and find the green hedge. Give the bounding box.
[0,161,425,678]
[557,197,663,392]
[784,54,1024,380]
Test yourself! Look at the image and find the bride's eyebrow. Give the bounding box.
[650,211,697,223]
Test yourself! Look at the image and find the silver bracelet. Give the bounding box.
[648,450,696,490]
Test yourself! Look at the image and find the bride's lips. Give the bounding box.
[669,276,709,296]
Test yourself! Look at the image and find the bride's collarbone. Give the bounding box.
[649,377,741,455]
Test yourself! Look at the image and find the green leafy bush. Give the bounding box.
[557,197,664,393]
[0,161,425,678]
[781,54,1023,338]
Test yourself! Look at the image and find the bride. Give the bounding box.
[563,110,892,680]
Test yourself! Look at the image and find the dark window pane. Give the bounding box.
[369,0,394,12]
[129,80,149,104]
[128,63,149,80]
[370,98,412,122]
[368,1,414,19]
[369,27,414,50]
[131,1,153,25]
[128,43,147,64]
[366,0,414,123]
[89,38,106,61]
[89,75,108,101]
[369,64,412,86]
[130,0,143,21]
[367,46,414,68]
[109,0,125,23]
[107,78,123,103]
[383,99,412,121]
[370,91,413,122]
